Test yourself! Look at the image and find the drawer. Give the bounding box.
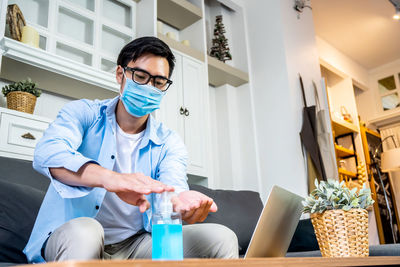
[0,112,49,157]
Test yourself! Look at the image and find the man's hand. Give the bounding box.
[50,164,174,213]
[171,190,218,224]
[103,172,175,213]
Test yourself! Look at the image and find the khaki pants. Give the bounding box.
[44,217,238,261]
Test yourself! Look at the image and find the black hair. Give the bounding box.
[117,36,175,78]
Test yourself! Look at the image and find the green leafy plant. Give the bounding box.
[302,179,374,214]
[2,78,41,97]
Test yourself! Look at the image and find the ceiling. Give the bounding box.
[312,0,400,70]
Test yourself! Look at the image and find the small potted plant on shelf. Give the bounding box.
[302,179,374,257]
[2,78,41,114]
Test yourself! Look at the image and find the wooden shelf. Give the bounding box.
[332,117,359,136]
[157,33,204,62]
[157,0,202,30]
[338,168,357,178]
[207,56,249,87]
[0,37,118,99]
[335,145,355,158]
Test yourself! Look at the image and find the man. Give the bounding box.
[24,37,238,263]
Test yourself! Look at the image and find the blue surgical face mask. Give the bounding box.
[120,75,166,118]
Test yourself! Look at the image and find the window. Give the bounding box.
[378,75,400,111]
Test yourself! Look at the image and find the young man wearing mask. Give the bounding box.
[24,37,238,263]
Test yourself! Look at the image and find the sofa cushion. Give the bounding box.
[0,180,45,263]
[189,184,263,255]
[287,218,319,252]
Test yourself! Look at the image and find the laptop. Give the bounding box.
[244,185,304,258]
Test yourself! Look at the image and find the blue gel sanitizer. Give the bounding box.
[152,192,183,260]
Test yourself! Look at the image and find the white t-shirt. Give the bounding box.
[95,123,145,245]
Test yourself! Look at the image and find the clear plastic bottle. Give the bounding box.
[152,192,183,260]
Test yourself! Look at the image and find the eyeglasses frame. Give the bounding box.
[123,66,173,92]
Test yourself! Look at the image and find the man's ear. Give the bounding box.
[116,65,124,85]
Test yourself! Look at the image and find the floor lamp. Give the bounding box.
[372,136,400,243]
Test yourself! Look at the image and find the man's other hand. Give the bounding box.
[171,190,218,224]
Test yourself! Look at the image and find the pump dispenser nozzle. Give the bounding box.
[159,192,173,215]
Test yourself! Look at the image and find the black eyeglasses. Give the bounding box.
[123,66,173,91]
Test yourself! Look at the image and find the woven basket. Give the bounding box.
[311,209,369,257]
[6,91,37,114]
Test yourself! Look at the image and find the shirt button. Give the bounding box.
[111,155,115,159]
[95,205,99,210]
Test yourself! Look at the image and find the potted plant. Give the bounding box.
[2,78,41,114]
[302,179,374,257]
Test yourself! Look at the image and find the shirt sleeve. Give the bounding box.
[156,131,189,194]
[33,99,99,198]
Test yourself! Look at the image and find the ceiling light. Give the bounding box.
[389,0,400,19]
[394,7,400,20]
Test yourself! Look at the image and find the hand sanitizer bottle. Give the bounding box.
[152,192,183,260]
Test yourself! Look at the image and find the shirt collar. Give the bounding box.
[103,96,163,148]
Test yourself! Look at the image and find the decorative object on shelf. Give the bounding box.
[341,106,353,123]
[181,40,190,46]
[157,21,163,34]
[20,25,39,48]
[166,32,177,41]
[303,179,374,257]
[6,4,26,41]
[2,78,42,114]
[338,159,346,169]
[357,160,367,186]
[209,15,232,63]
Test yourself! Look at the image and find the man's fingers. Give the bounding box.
[197,201,212,222]
[185,200,208,224]
[138,199,150,213]
[209,201,218,212]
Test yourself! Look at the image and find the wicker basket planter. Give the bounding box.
[311,208,369,257]
[6,91,37,114]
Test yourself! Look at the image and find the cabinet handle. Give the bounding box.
[184,108,190,117]
[21,132,36,140]
[179,107,185,115]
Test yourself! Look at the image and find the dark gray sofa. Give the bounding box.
[0,156,399,266]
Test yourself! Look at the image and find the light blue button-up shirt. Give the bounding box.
[23,96,188,263]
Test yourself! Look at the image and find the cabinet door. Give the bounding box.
[158,54,185,139]
[182,56,206,176]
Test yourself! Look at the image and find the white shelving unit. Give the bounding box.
[204,0,249,87]
[8,0,136,70]
[0,0,253,186]
[0,0,153,99]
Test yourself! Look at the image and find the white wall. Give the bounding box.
[243,0,324,199]
[316,35,400,127]
[316,37,370,87]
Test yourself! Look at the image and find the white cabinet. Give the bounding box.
[0,107,51,160]
[158,50,207,177]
